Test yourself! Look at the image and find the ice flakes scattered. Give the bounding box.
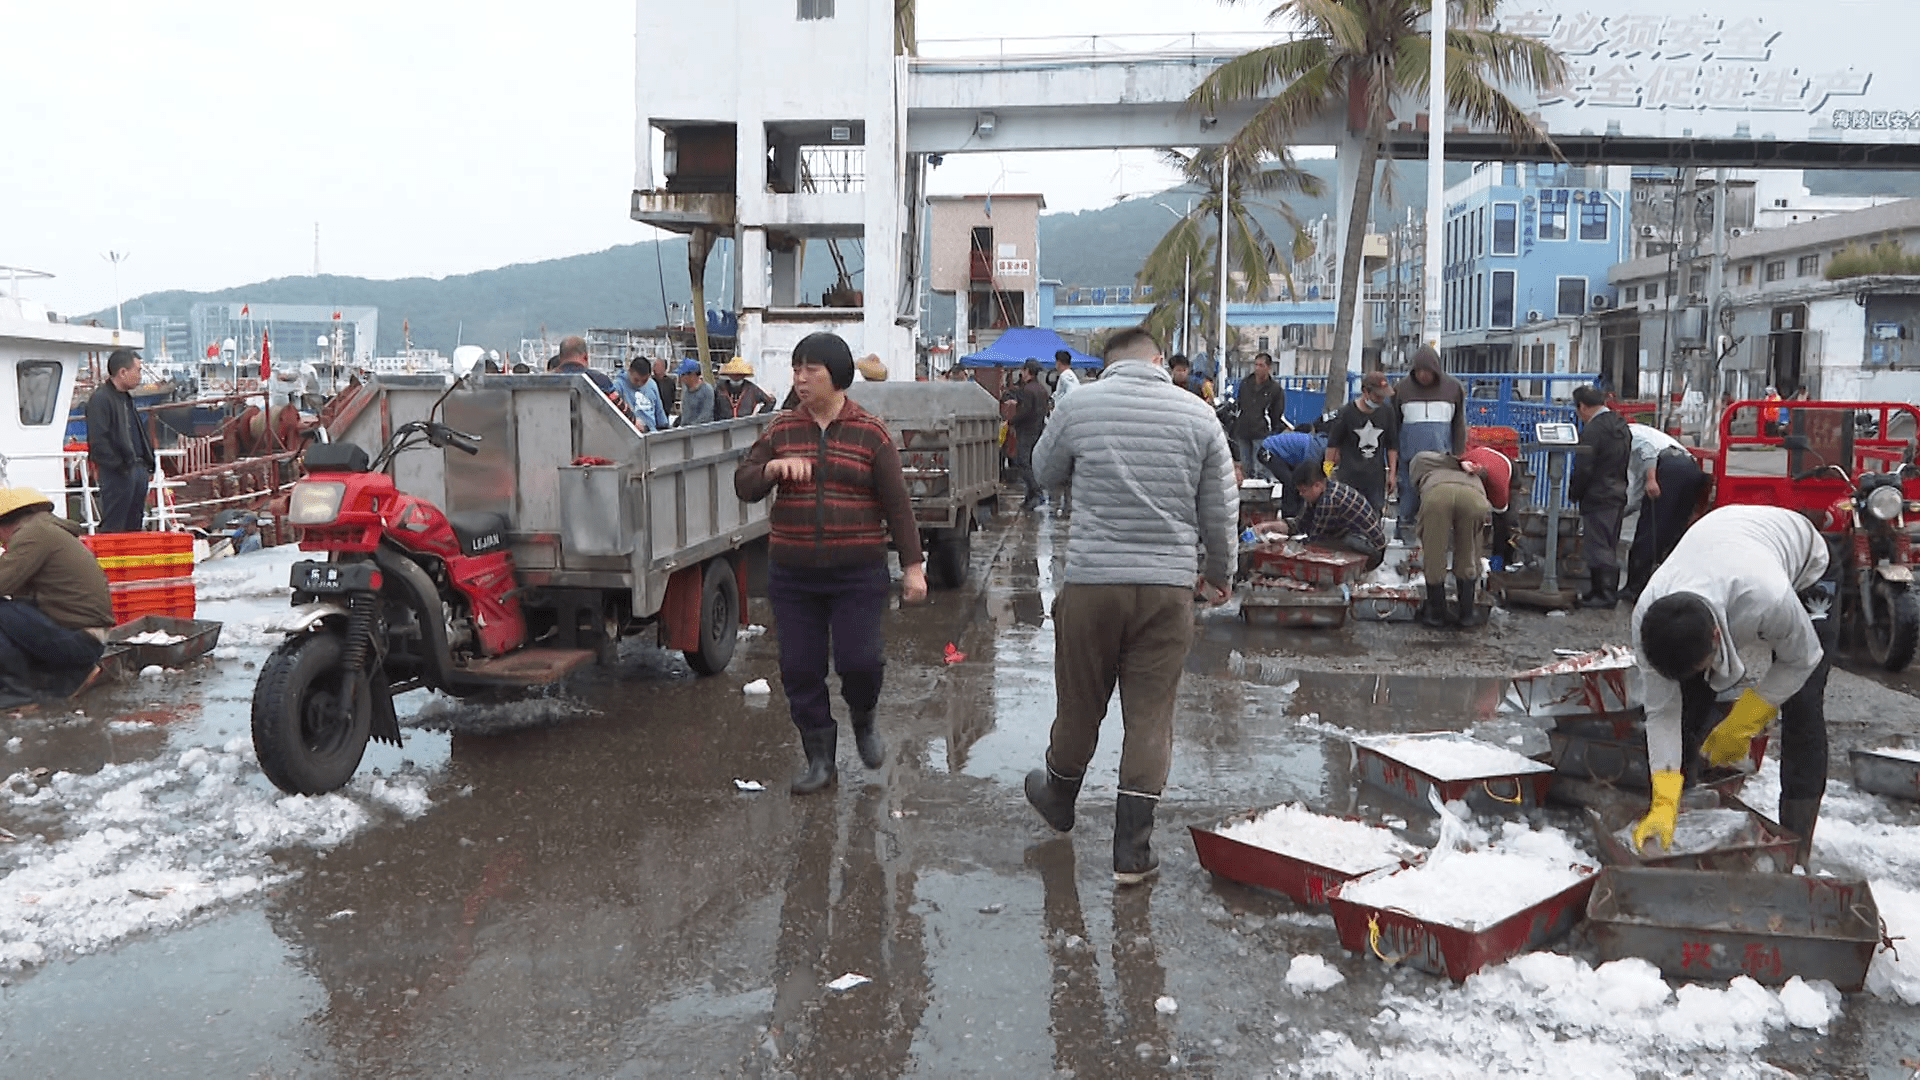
[1153,995,1178,1014]
[1213,803,1423,877]
[742,679,771,695]
[733,779,766,792]
[138,665,166,680]
[1285,954,1346,994]
[0,741,433,970]
[1775,976,1839,1032]
[826,973,871,992]
[738,624,767,639]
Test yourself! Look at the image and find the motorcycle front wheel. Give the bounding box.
[252,631,374,795]
[1864,580,1920,672]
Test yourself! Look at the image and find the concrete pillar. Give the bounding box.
[770,240,802,307]
[953,290,969,351]
[737,227,769,310]
[1333,131,1367,381]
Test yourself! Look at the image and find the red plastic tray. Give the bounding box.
[1330,866,1599,981]
[1354,735,1556,815]
[1246,542,1370,588]
[1189,813,1416,909]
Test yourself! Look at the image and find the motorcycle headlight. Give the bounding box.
[1865,484,1904,522]
[287,481,347,525]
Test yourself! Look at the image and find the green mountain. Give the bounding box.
[91,160,1920,353]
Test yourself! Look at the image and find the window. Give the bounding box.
[1539,195,1569,241]
[1645,281,1660,300]
[797,0,834,17]
[1765,260,1786,282]
[1557,277,1588,317]
[1491,203,1518,255]
[1579,198,1609,241]
[1797,254,1820,277]
[17,361,60,426]
[1624,286,1639,302]
[1501,163,1518,186]
[1257,335,1270,352]
[1473,208,1484,258]
[1739,265,1754,286]
[1473,274,1483,328]
[1687,272,1705,297]
[1491,270,1516,328]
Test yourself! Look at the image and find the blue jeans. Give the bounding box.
[0,600,105,691]
[768,561,890,733]
[1237,436,1272,481]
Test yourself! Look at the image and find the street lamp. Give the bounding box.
[102,250,130,332]
[1154,200,1195,355]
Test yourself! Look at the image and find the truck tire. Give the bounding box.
[1866,580,1920,672]
[929,525,970,590]
[685,558,739,675]
[251,632,373,795]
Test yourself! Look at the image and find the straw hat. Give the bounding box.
[856,354,889,381]
[718,356,754,377]
[0,488,53,524]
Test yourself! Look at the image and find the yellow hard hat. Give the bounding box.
[718,356,754,377]
[0,488,53,522]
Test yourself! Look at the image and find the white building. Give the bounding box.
[630,0,914,401]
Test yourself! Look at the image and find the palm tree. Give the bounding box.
[1135,147,1320,366]
[1191,0,1566,409]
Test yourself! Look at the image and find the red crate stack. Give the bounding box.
[80,532,196,623]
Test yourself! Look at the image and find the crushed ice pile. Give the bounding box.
[1214,803,1423,877]
[1610,807,1754,856]
[1285,954,1346,994]
[0,738,431,970]
[1335,822,1597,932]
[122,629,189,646]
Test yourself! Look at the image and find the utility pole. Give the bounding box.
[1217,161,1231,382]
[1421,0,1448,357]
[1706,167,1728,435]
[102,250,130,331]
[313,223,321,277]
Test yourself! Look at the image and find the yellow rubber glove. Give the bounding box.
[1699,689,1779,767]
[1632,770,1684,852]
[1322,459,1335,479]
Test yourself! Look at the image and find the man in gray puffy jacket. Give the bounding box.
[1021,326,1238,885]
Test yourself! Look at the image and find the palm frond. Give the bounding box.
[1191,37,1331,109]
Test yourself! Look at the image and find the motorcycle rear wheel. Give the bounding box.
[1865,580,1920,672]
[252,631,374,795]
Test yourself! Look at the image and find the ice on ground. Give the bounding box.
[193,544,303,602]
[0,740,432,970]
[1868,878,1920,1005]
[743,679,771,695]
[406,692,600,735]
[1287,954,1831,1079]
[1744,756,1920,884]
[1336,823,1596,932]
[738,624,767,639]
[1285,954,1346,993]
[1865,744,1920,763]
[1213,803,1423,877]
[1153,995,1178,1014]
[1775,976,1839,1032]
[1612,808,1754,856]
[1353,732,1554,782]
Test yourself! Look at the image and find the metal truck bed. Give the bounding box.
[329,373,771,618]
[848,381,1001,530]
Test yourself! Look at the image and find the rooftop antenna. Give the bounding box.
[313,223,320,277]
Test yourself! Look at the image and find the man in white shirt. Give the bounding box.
[1051,350,1081,399]
[1621,423,1708,601]
[1630,505,1837,868]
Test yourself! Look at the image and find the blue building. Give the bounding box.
[1435,163,1632,378]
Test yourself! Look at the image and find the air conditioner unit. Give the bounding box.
[1526,309,1544,323]
[1639,225,1658,238]
[1590,295,1613,311]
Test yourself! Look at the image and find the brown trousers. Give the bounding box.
[1047,583,1194,796]
[1418,483,1490,585]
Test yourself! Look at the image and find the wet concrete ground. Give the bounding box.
[1,510,1918,1077]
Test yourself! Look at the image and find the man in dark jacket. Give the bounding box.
[1392,346,1467,542]
[1232,352,1288,480]
[85,349,156,533]
[0,489,115,705]
[1008,359,1052,510]
[1568,385,1632,608]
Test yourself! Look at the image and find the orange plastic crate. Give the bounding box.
[1468,425,1522,461]
[108,575,197,624]
[81,532,193,560]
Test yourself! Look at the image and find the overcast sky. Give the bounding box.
[2,0,1277,315]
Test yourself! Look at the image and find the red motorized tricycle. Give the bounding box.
[1706,400,1920,671]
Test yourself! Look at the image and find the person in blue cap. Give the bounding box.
[674,358,715,426]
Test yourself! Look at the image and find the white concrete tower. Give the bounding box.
[632,0,915,397]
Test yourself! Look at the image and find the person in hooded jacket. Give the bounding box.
[1392,347,1467,541]
[715,357,776,419]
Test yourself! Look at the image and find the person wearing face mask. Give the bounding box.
[716,357,776,419]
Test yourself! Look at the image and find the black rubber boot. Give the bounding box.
[1113,791,1161,885]
[1621,553,1653,603]
[1419,584,1450,628]
[790,726,837,795]
[1777,797,1820,870]
[1582,567,1619,609]
[1024,763,1084,833]
[1456,577,1486,628]
[851,709,884,769]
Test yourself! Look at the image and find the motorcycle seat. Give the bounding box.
[447,511,511,557]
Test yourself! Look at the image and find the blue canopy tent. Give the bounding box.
[958,327,1101,369]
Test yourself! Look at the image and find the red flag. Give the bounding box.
[205,344,218,359]
[332,310,342,321]
[240,303,250,317]
[260,330,271,381]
